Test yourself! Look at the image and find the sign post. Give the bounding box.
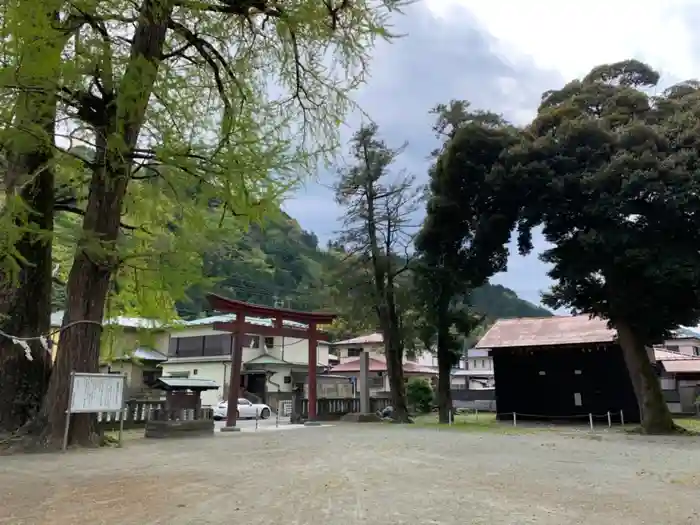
[62,372,127,452]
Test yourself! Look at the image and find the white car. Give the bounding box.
[213,398,272,421]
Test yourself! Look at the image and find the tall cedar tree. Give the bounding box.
[334,124,421,422]
[1,0,406,448]
[513,59,700,433]
[415,101,519,423]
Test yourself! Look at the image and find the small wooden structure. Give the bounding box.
[145,377,219,438]
[206,294,336,428]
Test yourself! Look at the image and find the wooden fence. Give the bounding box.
[299,397,391,420]
[96,400,165,431]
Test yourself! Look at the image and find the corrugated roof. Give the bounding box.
[332,333,384,346]
[476,315,616,349]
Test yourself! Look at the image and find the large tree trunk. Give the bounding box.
[38,0,173,448]
[435,306,452,424]
[616,320,675,434]
[0,170,54,432]
[0,175,53,432]
[383,319,410,422]
[0,2,62,432]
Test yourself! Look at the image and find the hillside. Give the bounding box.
[176,213,552,321]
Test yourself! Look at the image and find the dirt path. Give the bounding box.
[2,425,700,524]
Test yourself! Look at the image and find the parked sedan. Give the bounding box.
[213,398,272,421]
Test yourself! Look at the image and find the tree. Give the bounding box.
[415,100,519,423]
[513,59,700,433]
[334,123,421,422]
[2,0,407,448]
[0,0,76,431]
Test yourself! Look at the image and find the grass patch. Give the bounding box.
[674,418,700,433]
[412,412,538,434]
[101,429,145,446]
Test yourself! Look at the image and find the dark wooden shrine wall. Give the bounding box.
[493,343,640,423]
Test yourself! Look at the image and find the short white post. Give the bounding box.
[589,413,594,431]
[620,409,625,426]
[255,408,259,430]
[448,409,453,426]
[512,412,517,427]
[475,409,479,421]
[276,403,280,428]
[607,411,611,428]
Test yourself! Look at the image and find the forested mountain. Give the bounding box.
[175,213,552,321]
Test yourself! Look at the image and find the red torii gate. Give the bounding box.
[206,293,337,427]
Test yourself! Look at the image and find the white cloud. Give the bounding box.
[425,0,700,82]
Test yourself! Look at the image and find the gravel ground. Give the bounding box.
[2,424,700,525]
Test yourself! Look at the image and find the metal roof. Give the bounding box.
[50,310,168,329]
[476,315,616,349]
[184,313,308,330]
[112,347,168,362]
[155,377,219,390]
[245,353,292,366]
[662,360,700,373]
[332,333,384,346]
[330,356,435,374]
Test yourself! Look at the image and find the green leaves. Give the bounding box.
[515,59,700,341]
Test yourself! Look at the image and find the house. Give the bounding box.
[451,347,494,390]
[476,315,640,423]
[663,327,700,357]
[160,313,333,408]
[653,345,700,414]
[331,332,465,370]
[328,355,437,396]
[49,310,170,400]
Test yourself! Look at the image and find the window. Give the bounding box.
[168,371,190,378]
[204,335,231,356]
[238,398,252,406]
[693,346,700,357]
[174,336,205,357]
[666,345,679,352]
[265,337,275,349]
[481,359,486,368]
[347,348,362,358]
[248,335,261,349]
[193,369,198,375]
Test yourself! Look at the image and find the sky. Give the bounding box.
[282,0,700,310]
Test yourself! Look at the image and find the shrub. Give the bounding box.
[406,378,433,413]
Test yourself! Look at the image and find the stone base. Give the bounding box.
[145,419,215,439]
[303,420,322,426]
[220,426,242,433]
[340,412,382,423]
